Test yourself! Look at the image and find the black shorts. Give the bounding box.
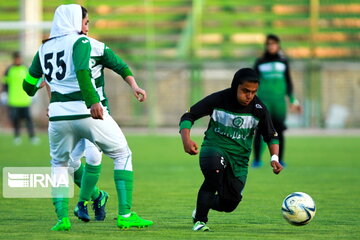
[199,147,244,202]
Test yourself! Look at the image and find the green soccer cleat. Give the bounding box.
[193,221,210,232]
[51,217,71,231]
[117,212,153,229]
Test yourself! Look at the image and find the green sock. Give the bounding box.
[90,186,100,201]
[114,170,133,215]
[79,164,101,202]
[73,163,84,187]
[74,163,100,200]
[52,198,69,219]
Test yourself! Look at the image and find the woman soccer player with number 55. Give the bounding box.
[23,4,152,231]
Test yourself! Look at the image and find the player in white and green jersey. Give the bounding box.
[68,8,147,222]
[23,4,152,231]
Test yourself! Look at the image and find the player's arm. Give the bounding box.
[179,92,219,155]
[2,67,10,93]
[22,52,44,96]
[258,107,283,174]
[284,60,302,113]
[73,37,102,119]
[103,46,146,102]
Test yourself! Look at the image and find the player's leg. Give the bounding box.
[83,139,108,221]
[22,107,38,144]
[9,107,21,144]
[70,139,108,220]
[192,147,227,231]
[75,139,102,222]
[48,120,78,231]
[69,139,86,188]
[76,114,152,228]
[210,164,244,213]
[70,139,101,200]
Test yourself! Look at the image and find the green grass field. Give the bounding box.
[0,133,359,240]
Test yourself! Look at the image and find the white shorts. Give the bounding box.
[70,138,103,169]
[48,112,132,171]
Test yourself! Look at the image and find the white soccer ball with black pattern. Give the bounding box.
[281,192,316,226]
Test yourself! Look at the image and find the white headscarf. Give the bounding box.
[49,4,83,38]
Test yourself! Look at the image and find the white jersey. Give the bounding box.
[39,34,98,119]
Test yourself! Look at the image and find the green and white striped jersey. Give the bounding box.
[26,35,132,121]
[37,34,96,121]
[87,37,133,113]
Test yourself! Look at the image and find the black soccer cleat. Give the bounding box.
[92,190,109,221]
[76,201,91,222]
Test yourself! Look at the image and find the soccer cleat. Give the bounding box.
[76,201,91,222]
[74,205,79,217]
[193,221,210,231]
[279,161,286,167]
[14,137,22,145]
[30,137,40,145]
[251,160,263,168]
[117,212,153,229]
[51,217,71,231]
[92,190,109,221]
[192,209,196,223]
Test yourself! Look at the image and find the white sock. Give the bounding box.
[122,213,131,218]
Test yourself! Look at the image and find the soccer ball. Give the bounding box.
[281,192,316,226]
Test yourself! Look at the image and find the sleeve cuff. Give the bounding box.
[289,95,296,104]
[269,139,279,145]
[179,120,193,131]
[84,95,100,108]
[119,67,133,79]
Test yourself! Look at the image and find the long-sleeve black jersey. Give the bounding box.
[179,88,278,181]
[180,88,278,157]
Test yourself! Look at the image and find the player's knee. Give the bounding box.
[85,146,102,166]
[111,146,133,171]
[222,199,241,212]
[50,159,68,168]
[203,170,223,189]
[69,159,81,171]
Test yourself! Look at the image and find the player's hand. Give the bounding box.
[290,103,302,114]
[271,161,283,174]
[132,86,147,102]
[183,139,199,155]
[90,103,103,120]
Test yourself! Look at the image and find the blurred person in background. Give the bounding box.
[252,34,302,167]
[1,52,39,145]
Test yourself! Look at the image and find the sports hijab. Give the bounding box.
[50,4,82,38]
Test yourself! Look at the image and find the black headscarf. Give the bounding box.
[231,68,259,96]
